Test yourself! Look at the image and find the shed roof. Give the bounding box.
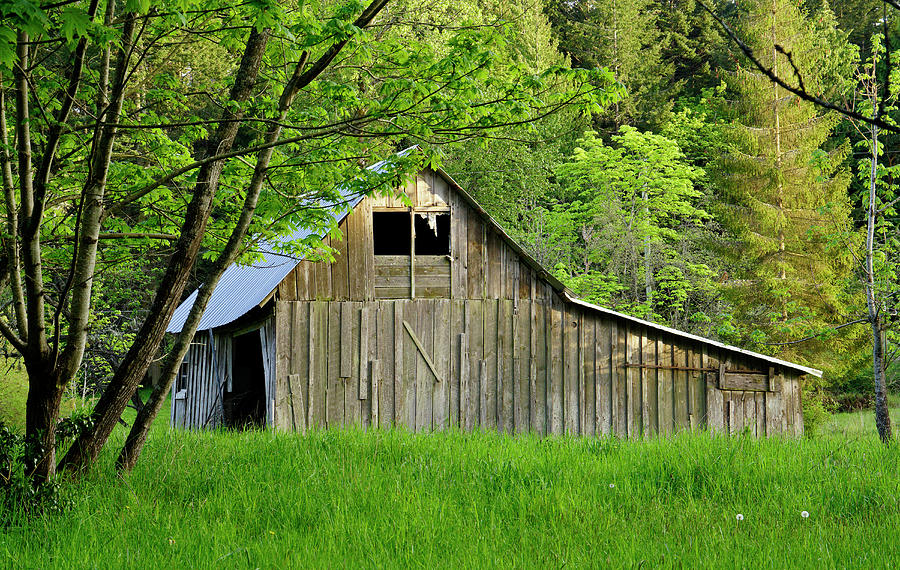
[166,156,823,378]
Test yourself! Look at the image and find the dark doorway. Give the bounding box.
[223,331,266,428]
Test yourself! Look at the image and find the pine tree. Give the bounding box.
[717,0,862,375]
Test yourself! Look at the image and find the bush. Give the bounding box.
[0,422,73,524]
[801,378,835,438]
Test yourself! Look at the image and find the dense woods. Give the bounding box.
[0,0,897,485]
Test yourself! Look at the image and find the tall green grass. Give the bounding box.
[2,427,898,568]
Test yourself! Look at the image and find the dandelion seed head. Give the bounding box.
[801,511,809,518]
[609,483,615,488]
[736,513,744,521]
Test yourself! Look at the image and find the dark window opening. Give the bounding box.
[223,331,266,428]
[176,362,188,392]
[373,211,411,255]
[414,213,450,255]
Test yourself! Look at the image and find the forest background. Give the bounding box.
[1,0,898,440]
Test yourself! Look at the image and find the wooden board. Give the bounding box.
[640,329,655,438]
[514,301,531,434]
[673,340,689,431]
[483,299,499,429]
[326,303,344,426]
[720,372,769,392]
[344,302,361,426]
[332,216,351,301]
[548,300,563,435]
[499,299,515,433]
[582,316,596,436]
[375,301,394,428]
[450,193,468,298]
[433,300,451,430]
[274,301,292,429]
[533,301,547,434]
[414,302,434,430]
[658,337,673,436]
[403,301,418,428]
[310,301,327,427]
[290,303,309,431]
[466,214,484,299]
[465,300,484,429]
[704,347,724,433]
[394,300,408,429]
[563,306,579,435]
[765,369,783,435]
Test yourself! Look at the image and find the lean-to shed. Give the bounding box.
[166,166,821,437]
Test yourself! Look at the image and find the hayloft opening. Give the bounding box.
[224,331,266,428]
[414,213,450,255]
[373,211,411,255]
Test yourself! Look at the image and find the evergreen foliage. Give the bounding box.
[715,0,863,377]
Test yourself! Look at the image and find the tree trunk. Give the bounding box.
[867,118,892,443]
[116,52,307,472]
[59,28,272,474]
[23,363,64,482]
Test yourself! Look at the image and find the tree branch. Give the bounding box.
[0,81,28,341]
[698,1,900,133]
[763,318,869,346]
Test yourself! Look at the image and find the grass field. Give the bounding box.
[1,425,899,568]
[3,368,900,568]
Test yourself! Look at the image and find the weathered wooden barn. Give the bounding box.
[166,166,821,437]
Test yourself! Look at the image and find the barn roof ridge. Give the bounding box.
[166,153,823,378]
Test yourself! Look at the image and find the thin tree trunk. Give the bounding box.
[867,117,892,442]
[116,51,310,471]
[771,0,786,286]
[0,83,27,340]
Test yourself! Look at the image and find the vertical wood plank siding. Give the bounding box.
[266,296,806,437]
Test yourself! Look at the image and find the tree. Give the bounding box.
[0,0,615,482]
[715,0,860,376]
[851,33,899,441]
[704,0,900,441]
[545,0,671,129]
[549,127,708,323]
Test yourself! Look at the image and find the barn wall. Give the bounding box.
[276,168,553,304]
[171,333,230,429]
[272,299,804,437]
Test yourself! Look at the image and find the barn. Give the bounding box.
[166,165,821,437]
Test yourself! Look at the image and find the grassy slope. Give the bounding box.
[2,426,899,569]
[0,359,31,428]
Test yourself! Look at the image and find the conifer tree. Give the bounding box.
[546,0,670,129]
[717,0,861,375]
